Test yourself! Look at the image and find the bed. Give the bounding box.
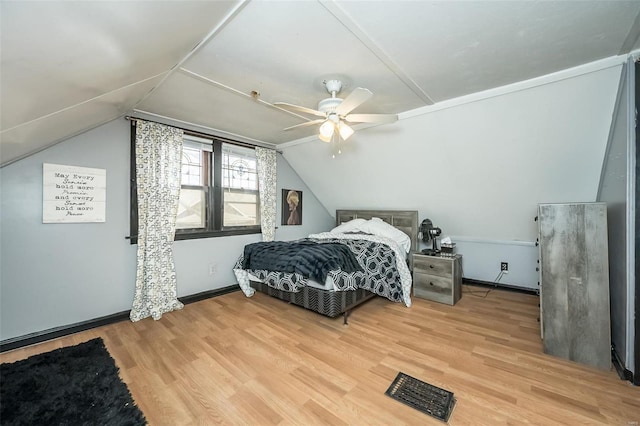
[234,209,419,323]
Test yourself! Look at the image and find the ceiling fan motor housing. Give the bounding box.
[318,79,344,114]
[318,97,343,114]
[324,79,343,94]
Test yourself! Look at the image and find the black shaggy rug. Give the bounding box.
[0,338,146,426]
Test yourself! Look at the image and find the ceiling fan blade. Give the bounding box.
[274,102,326,118]
[283,119,326,131]
[344,113,398,124]
[335,87,373,116]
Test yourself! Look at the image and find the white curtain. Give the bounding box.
[255,147,277,241]
[130,120,184,322]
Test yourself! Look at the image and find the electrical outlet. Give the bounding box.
[500,262,509,273]
[209,264,216,276]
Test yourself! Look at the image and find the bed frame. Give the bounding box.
[249,209,419,324]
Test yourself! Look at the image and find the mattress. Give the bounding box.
[247,272,337,291]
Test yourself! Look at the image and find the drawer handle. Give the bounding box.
[429,265,434,269]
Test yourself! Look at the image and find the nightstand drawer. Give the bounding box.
[413,273,454,304]
[413,255,452,278]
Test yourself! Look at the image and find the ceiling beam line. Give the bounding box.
[177,68,313,122]
[130,0,251,111]
[0,72,167,134]
[619,8,640,55]
[319,0,434,105]
[400,54,627,120]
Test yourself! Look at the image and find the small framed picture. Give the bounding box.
[282,189,302,225]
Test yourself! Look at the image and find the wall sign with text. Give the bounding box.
[43,163,106,223]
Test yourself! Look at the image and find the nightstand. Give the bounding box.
[412,253,462,305]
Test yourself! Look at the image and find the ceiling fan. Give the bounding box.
[274,79,398,144]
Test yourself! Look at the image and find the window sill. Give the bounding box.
[128,227,261,244]
[176,227,261,241]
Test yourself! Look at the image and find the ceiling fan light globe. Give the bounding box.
[319,121,335,139]
[338,122,354,140]
[318,132,332,143]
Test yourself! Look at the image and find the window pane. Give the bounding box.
[176,188,206,229]
[222,144,257,190]
[224,189,259,227]
[181,146,204,186]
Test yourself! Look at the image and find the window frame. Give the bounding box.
[129,121,261,244]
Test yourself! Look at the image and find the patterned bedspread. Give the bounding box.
[233,232,412,307]
[241,239,362,284]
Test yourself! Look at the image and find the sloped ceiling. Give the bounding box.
[1,1,639,166]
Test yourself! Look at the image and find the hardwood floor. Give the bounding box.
[2,285,638,425]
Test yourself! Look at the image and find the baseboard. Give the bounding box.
[0,285,240,353]
[463,278,538,295]
[0,311,131,353]
[611,344,636,384]
[179,285,239,304]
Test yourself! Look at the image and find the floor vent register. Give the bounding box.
[385,372,456,422]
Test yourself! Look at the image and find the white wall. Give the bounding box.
[283,63,622,288]
[450,238,538,290]
[0,118,333,341]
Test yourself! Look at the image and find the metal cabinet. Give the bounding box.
[537,202,611,370]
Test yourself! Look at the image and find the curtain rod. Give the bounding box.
[125,115,282,153]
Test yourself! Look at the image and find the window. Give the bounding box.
[176,137,210,230]
[222,144,260,227]
[130,125,261,243]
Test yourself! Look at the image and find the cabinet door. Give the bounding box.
[538,203,611,370]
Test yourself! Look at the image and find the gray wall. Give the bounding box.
[2,59,628,342]
[0,118,333,342]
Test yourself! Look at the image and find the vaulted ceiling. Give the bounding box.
[2,1,639,166]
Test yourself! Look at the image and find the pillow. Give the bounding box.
[330,218,368,234]
[364,217,412,253]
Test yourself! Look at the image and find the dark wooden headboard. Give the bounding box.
[335,209,419,252]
